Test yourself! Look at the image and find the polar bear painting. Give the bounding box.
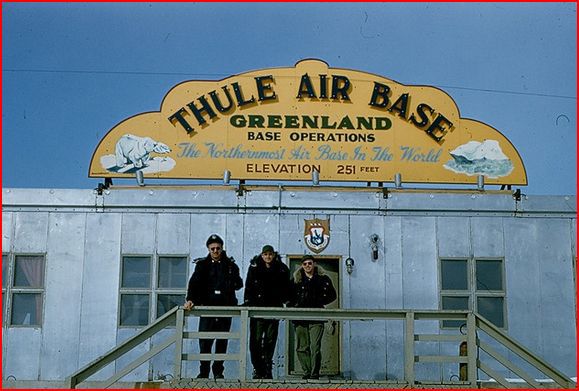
[115,134,171,168]
[100,134,175,174]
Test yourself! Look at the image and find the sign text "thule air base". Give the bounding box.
[168,73,453,144]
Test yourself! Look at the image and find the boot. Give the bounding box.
[264,362,273,379]
[197,362,210,378]
[252,368,264,379]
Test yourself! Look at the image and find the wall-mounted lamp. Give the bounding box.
[223,169,231,185]
[135,170,145,187]
[477,174,485,190]
[345,257,355,274]
[370,234,379,260]
[312,168,320,186]
[394,173,402,189]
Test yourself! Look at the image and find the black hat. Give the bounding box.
[301,254,314,263]
[206,234,224,247]
[261,245,274,253]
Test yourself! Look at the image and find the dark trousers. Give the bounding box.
[198,316,232,376]
[249,318,280,377]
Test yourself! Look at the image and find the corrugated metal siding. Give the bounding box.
[1,187,576,381]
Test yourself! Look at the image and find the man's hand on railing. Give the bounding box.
[183,300,194,310]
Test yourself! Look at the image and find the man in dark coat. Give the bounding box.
[184,234,243,379]
[243,245,290,379]
[290,254,337,380]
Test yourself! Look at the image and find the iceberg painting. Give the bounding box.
[443,140,513,178]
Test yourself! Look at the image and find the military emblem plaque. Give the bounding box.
[304,218,330,254]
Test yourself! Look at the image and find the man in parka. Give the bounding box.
[243,245,290,379]
[184,234,243,379]
[290,254,337,380]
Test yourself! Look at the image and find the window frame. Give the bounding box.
[118,254,188,328]
[474,257,507,328]
[118,254,152,328]
[3,253,47,328]
[439,257,507,330]
[155,255,189,319]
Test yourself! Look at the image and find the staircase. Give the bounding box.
[66,306,575,389]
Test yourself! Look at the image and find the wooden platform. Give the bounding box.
[165,378,473,389]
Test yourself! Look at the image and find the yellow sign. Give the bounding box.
[89,59,527,185]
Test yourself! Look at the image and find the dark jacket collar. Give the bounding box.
[201,250,233,264]
[251,252,283,269]
[293,265,326,283]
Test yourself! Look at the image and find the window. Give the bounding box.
[156,256,188,318]
[440,258,506,328]
[119,255,187,326]
[119,256,151,326]
[3,254,46,327]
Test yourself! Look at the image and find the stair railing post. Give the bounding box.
[65,376,76,389]
[173,307,185,380]
[404,311,415,387]
[467,312,477,387]
[239,308,249,381]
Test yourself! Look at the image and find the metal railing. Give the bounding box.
[66,306,575,388]
[474,314,573,388]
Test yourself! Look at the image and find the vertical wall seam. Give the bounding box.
[382,214,388,378]
[38,212,52,380]
[150,212,159,379]
[401,217,405,309]
[570,219,577,330]
[501,216,514,375]
[469,216,476,381]
[3,212,16,375]
[79,211,88,327]
[435,215,442,381]
[348,215,353,377]
[75,212,89,374]
[500,217,508,330]
[115,212,125,375]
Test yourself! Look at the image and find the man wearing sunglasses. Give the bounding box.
[290,254,337,380]
[184,234,243,379]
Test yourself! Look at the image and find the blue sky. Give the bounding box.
[2,2,576,195]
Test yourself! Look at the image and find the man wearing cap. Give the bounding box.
[290,254,337,380]
[243,245,291,379]
[184,234,243,379]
